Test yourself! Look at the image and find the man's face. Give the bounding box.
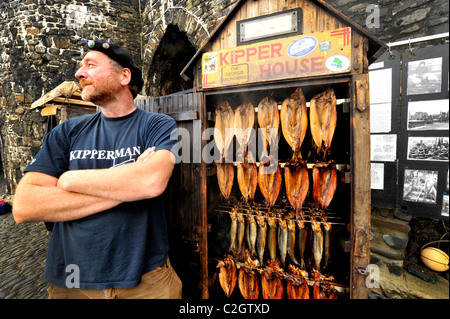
[75,50,122,105]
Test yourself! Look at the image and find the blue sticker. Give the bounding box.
[88,40,95,48]
[102,42,110,49]
[320,41,330,51]
[287,36,318,58]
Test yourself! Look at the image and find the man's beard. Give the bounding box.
[80,78,120,105]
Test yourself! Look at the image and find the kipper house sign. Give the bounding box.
[202,27,352,88]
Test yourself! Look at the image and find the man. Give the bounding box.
[13,39,182,299]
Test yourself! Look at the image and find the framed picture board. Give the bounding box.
[398,44,449,220]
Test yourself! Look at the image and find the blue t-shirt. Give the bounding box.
[24,108,177,289]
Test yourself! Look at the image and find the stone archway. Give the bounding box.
[145,24,196,97]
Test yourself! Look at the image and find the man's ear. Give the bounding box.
[120,68,132,86]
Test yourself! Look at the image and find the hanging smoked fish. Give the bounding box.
[311,269,338,299]
[286,265,310,299]
[237,159,258,203]
[217,162,234,201]
[234,102,255,157]
[322,216,332,270]
[280,88,308,160]
[217,255,237,298]
[214,100,234,160]
[313,280,338,299]
[256,213,267,264]
[245,212,258,257]
[261,259,284,299]
[311,218,323,270]
[238,250,260,299]
[312,161,337,210]
[236,211,246,254]
[235,102,258,203]
[229,209,238,252]
[267,216,278,262]
[277,218,288,266]
[286,219,300,265]
[215,100,235,200]
[309,88,337,158]
[257,97,280,155]
[284,158,309,214]
[296,216,308,269]
[258,158,282,208]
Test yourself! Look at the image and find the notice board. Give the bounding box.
[369,50,401,209]
[370,44,449,220]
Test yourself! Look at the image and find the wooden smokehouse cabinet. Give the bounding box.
[174,0,386,299]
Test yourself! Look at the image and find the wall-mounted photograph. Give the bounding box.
[442,195,449,217]
[403,169,438,204]
[407,136,449,162]
[407,99,449,131]
[407,57,442,95]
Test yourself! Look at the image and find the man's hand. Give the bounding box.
[13,172,122,223]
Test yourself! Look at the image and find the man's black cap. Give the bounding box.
[82,39,144,94]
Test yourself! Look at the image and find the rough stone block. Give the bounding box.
[399,8,431,26]
[26,27,39,34]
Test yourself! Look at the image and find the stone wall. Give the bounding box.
[326,0,448,42]
[0,0,448,193]
[140,0,239,95]
[0,0,141,193]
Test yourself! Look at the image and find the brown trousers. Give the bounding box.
[47,258,182,299]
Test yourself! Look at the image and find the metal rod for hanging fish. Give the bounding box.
[217,203,342,217]
[218,203,340,216]
[214,209,345,225]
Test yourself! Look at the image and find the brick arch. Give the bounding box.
[141,7,210,95]
[144,24,197,97]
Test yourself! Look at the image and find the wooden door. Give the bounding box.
[136,90,208,298]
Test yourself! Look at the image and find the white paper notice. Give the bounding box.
[371,163,384,190]
[371,134,397,162]
[370,68,392,104]
[370,103,392,133]
[370,68,393,133]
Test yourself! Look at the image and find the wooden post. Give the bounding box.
[199,92,209,299]
[350,73,371,299]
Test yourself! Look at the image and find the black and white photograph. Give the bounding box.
[407,99,449,131]
[407,57,442,95]
[403,169,438,204]
[407,136,449,162]
[442,195,449,217]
